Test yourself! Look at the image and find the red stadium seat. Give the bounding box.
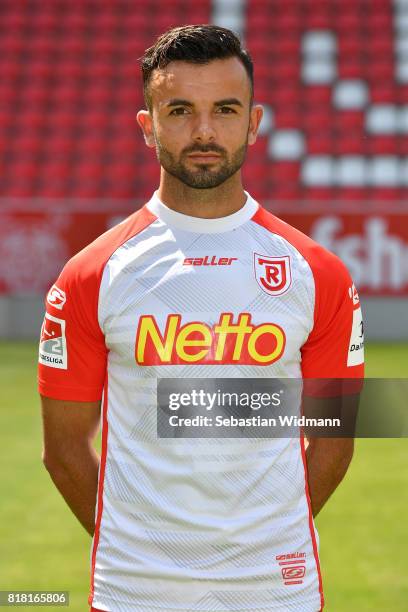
[366,60,395,82]
[74,137,106,161]
[49,84,79,110]
[371,82,398,104]
[301,86,332,106]
[0,109,13,130]
[271,162,301,182]
[82,85,112,108]
[40,160,71,181]
[368,137,400,155]
[333,134,367,155]
[74,161,104,182]
[274,107,301,129]
[307,133,333,155]
[368,188,402,201]
[271,185,303,201]
[0,32,25,57]
[272,86,302,107]
[334,188,370,205]
[334,111,365,132]
[30,11,59,33]
[19,83,49,109]
[399,138,408,155]
[338,57,366,80]
[43,134,74,159]
[17,109,46,131]
[338,35,365,58]
[7,160,38,182]
[0,59,21,82]
[302,187,336,202]
[336,12,363,32]
[60,35,86,60]
[10,133,41,158]
[302,107,333,132]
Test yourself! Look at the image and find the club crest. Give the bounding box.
[254,253,292,296]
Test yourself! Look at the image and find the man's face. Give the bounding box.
[139,57,260,189]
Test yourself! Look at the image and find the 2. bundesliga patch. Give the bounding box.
[39,313,67,369]
[347,284,364,366]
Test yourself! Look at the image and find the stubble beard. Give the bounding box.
[154,136,249,190]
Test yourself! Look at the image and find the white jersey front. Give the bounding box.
[39,191,364,612]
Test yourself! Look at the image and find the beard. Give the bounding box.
[153,134,249,189]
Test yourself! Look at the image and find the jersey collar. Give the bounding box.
[145,190,259,233]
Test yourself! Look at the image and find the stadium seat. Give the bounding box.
[271,185,303,201]
[371,82,398,103]
[368,137,400,155]
[332,80,369,110]
[333,134,367,155]
[268,131,305,160]
[273,107,302,130]
[9,133,41,159]
[302,187,336,202]
[0,32,25,57]
[307,133,333,155]
[334,111,365,131]
[1,0,405,205]
[302,108,333,132]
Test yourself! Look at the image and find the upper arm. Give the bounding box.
[38,253,108,403]
[41,395,101,464]
[301,251,364,384]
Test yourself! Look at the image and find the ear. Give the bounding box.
[248,104,264,146]
[136,110,156,148]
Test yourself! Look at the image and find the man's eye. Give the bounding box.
[218,107,235,114]
[170,108,188,115]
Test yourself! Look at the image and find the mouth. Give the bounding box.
[187,153,221,162]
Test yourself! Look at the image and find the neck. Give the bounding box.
[156,170,247,219]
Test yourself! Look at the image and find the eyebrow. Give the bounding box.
[166,98,243,108]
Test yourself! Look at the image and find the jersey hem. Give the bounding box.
[90,596,323,612]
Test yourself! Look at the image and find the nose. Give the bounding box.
[191,113,217,143]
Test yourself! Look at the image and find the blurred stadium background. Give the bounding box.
[0,1,407,611]
[1,0,408,338]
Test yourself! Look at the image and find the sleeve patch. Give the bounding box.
[39,313,68,370]
[347,306,364,366]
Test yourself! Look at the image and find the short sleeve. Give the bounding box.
[38,256,107,402]
[301,251,364,396]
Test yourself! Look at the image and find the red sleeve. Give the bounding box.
[38,255,107,402]
[301,250,364,396]
[38,205,156,402]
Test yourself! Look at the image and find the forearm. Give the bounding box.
[305,437,354,517]
[43,445,100,536]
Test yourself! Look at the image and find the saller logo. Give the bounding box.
[135,312,286,366]
[282,566,306,580]
[254,254,292,296]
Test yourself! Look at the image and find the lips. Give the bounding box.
[188,153,221,161]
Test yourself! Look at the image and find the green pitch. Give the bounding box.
[0,342,407,611]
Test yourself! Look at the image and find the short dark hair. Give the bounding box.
[141,24,254,111]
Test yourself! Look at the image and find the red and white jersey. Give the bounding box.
[38,192,364,612]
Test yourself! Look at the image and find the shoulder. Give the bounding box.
[251,205,351,289]
[60,205,156,288]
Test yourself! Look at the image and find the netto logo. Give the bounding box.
[135,313,286,366]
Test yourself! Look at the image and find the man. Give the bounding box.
[39,25,364,612]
